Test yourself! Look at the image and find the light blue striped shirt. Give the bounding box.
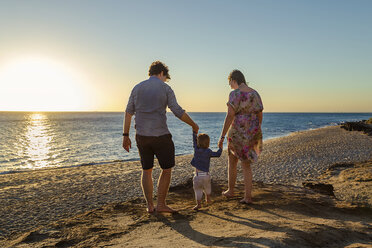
[125,76,185,136]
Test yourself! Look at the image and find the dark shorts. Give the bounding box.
[135,134,175,170]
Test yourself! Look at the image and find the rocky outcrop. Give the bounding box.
[304,160,372,207]
[302,181,335,196]
[341,121,372,136]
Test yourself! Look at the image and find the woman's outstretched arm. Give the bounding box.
[218,105,235,147]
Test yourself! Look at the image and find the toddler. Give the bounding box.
[191,132,222,210]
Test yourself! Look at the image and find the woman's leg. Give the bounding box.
[241,161,253,203]
[223,152,238,197]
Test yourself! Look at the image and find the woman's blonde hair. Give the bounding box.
[197,133,210,149]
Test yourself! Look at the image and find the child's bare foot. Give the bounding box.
[222,190,234,198]
[156,205,177,213]
[193,204,201,210]
[146,205,155,213]
[206,195,211,204]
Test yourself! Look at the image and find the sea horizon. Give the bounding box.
[1,111,372,113]
[1,112,371,175]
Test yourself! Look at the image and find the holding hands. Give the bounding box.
[193,123,199,134]
[218,136,224,149]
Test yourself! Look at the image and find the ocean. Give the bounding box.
[0,112,371,174]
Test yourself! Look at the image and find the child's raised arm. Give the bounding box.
[192,132,198,149]
[210,147,222,157]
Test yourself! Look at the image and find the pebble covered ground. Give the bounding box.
[0,126,371,239]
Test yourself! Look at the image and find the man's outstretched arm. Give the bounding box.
[166,86,198,133]
[180,112,199,133]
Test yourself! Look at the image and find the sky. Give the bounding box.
[0,0,371,112]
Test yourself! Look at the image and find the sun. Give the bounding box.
[0,56,89,111]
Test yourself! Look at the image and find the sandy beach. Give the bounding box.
[1,125,372,247]
[2,0,372,246]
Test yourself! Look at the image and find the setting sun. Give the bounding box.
[0,56,89,111]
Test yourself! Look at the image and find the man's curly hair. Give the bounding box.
[148,61,170,80]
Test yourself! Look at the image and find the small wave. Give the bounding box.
[0,158,142,175]
[264,123,343,141]
[79,159,133,167]
[0,169,30,175]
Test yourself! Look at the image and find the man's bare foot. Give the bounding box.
[193,204,201,210]
[222,190,235,198]
[240,198,253,204]
[156,205,177,213]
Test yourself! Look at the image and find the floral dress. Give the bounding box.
[227,89,263,163]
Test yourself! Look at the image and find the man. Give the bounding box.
[123,61,199,213]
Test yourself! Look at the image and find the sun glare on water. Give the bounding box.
[0,56,88,111]
[22,113,53,169]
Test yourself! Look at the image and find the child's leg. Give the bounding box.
[193,175,203,210]
[193,199,202,210]
[204,175,212,204]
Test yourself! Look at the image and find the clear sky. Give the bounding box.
[0,0,371,112]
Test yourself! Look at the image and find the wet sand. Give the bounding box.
[1,125,372,247]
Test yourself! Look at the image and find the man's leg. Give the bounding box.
[141,168,154,213]
[156,168,175,212]
[136,135,155,213]
[153,134,176,212]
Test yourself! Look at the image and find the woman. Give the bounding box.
[218,70,263,204]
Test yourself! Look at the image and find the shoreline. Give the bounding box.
[0,123,346,175]
[1,125,372,241]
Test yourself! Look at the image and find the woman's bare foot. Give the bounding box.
[222,190,235,198]
[193,204,201,210]
[156,205,177,213]
[240,198,253,204]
